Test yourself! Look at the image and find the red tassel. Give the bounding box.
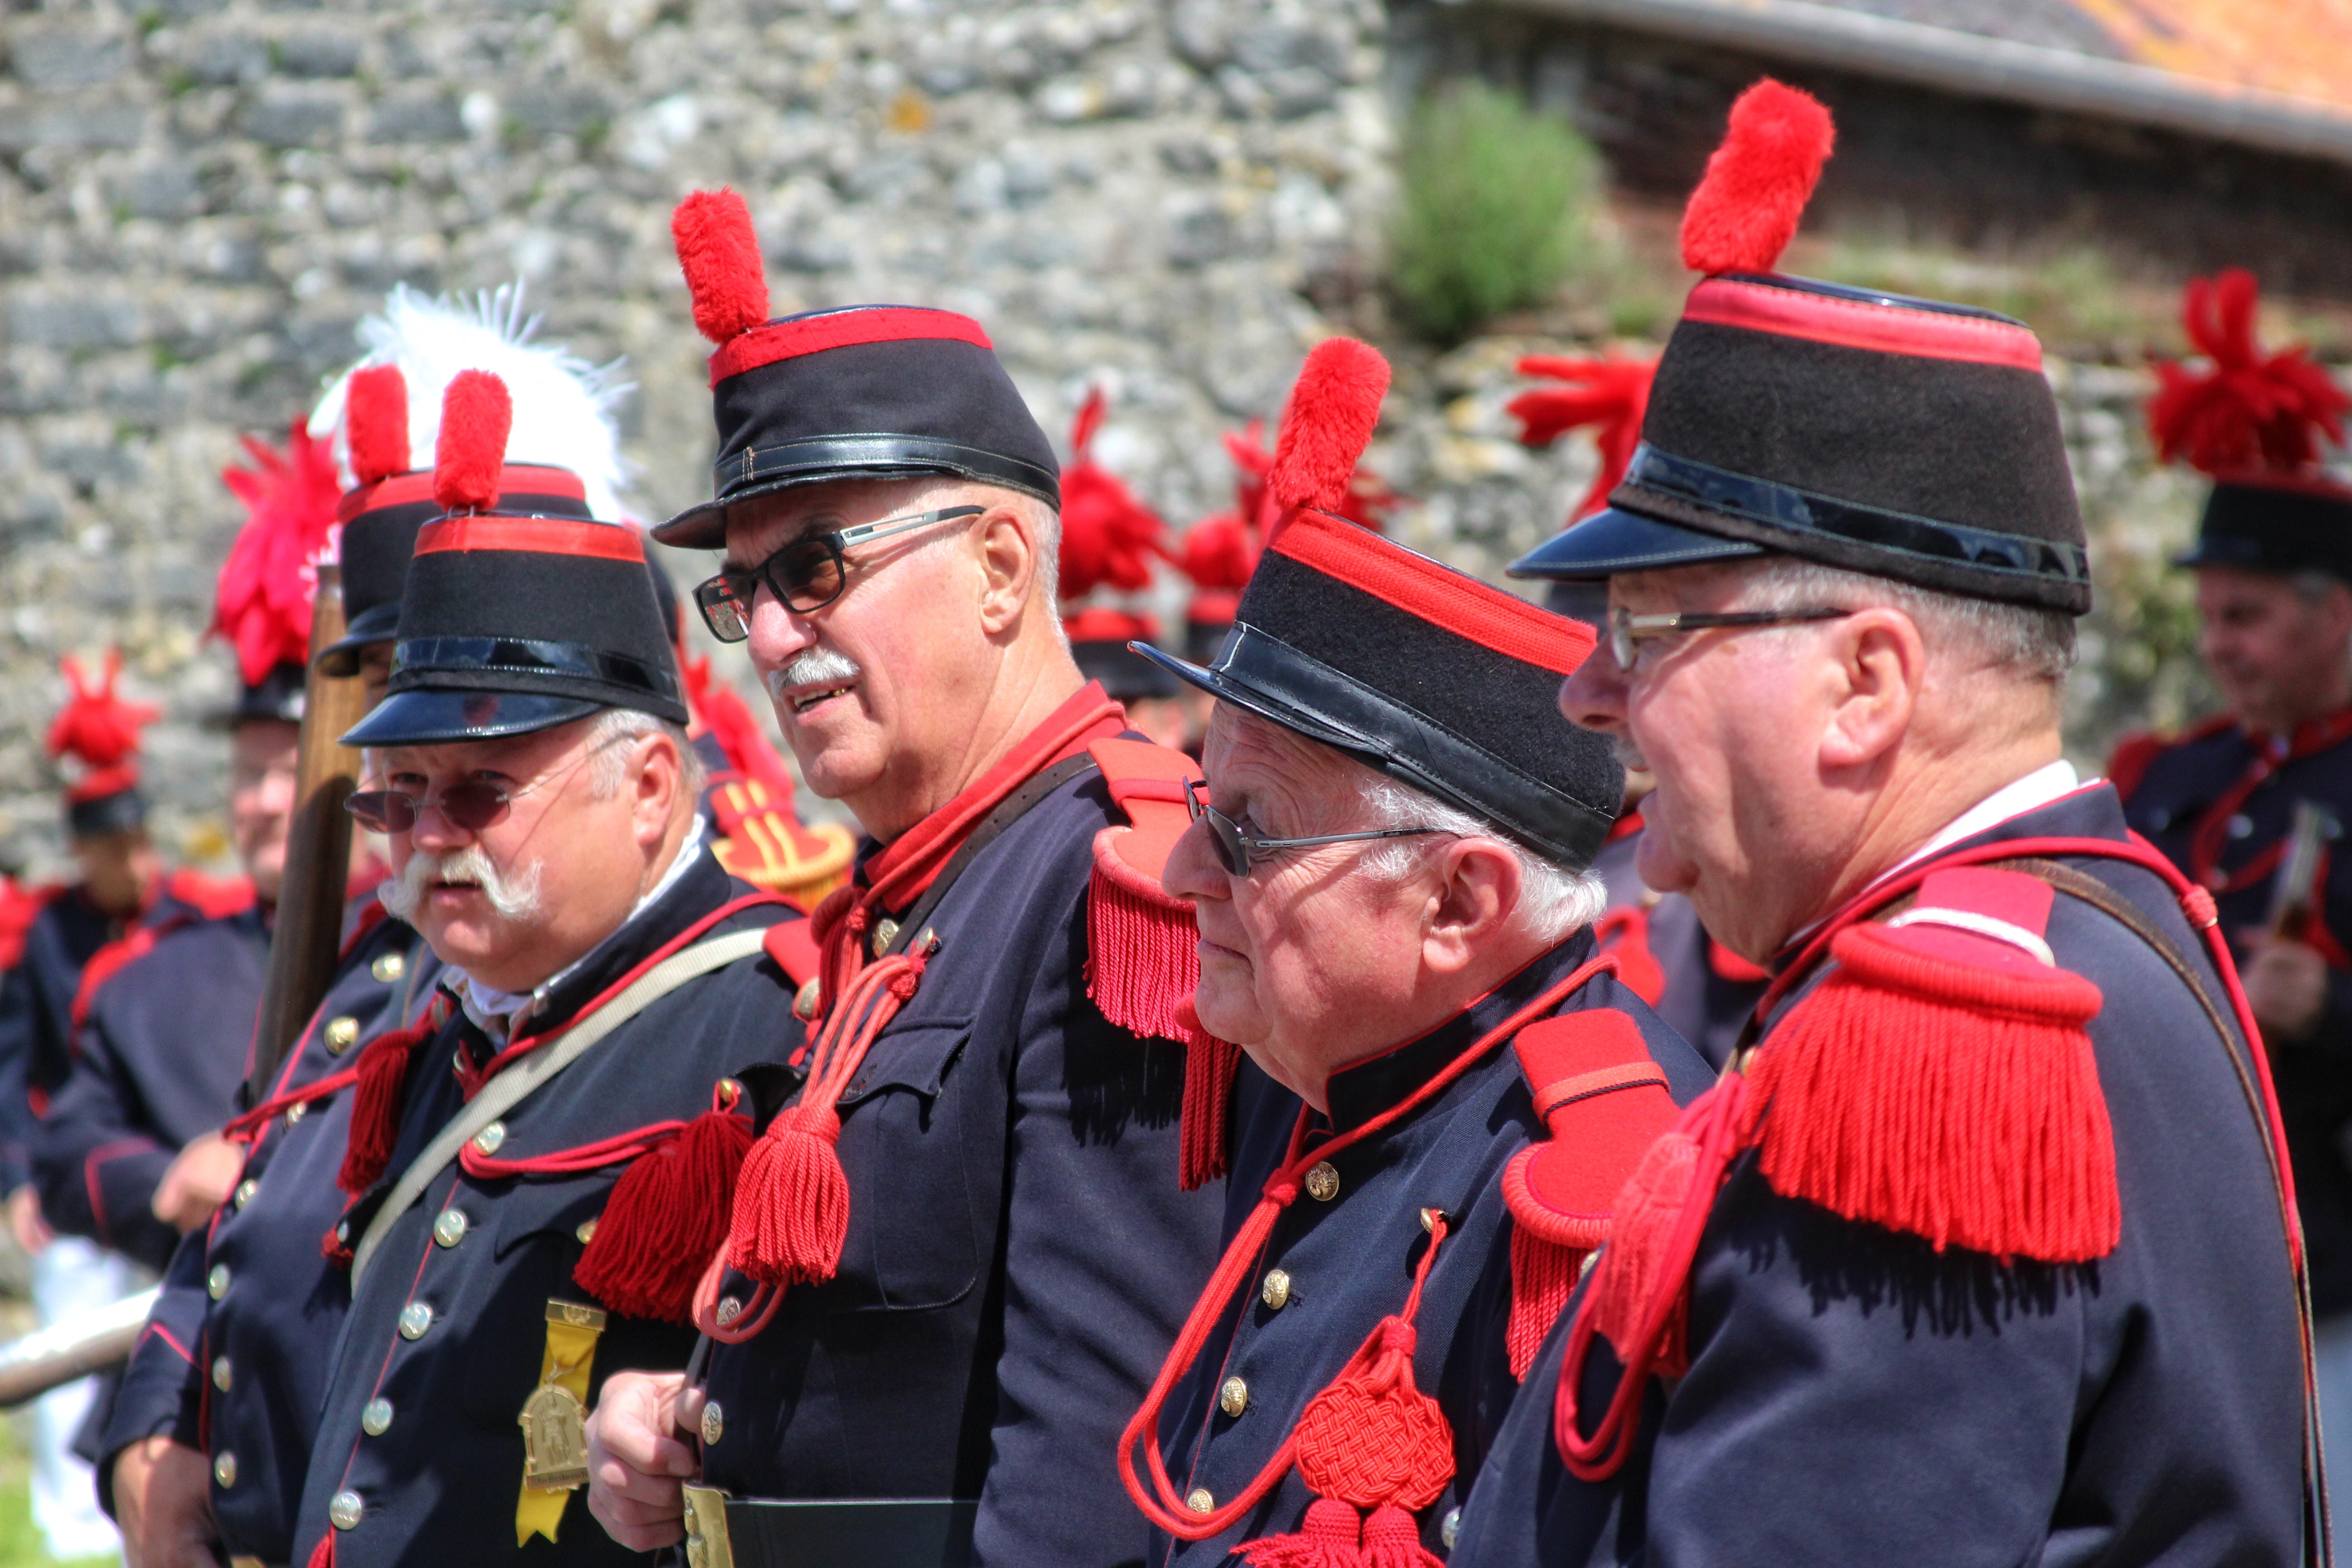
[1180,1029,1241,1192]
[1269,339,1391,517]
[1504,1225,1590,1382]
[575,1108,755,1322]
[1359,1504,1443,1568]
[1678,79,1835,276]
[726,1104,850,1286]
[337,1021,431,1196]
[1741,920,2116,1262]
[432,371,510,514]
[1294,1320,1454,1511]
[1584,1125,1704,1378]
[307,1528,334,1568]
[1238,1496,1366,1568]
[345,363,411,484]
[672,189,770,344]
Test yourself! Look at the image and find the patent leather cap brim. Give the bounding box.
[1507,506,1765,581]
[342,689,605,748]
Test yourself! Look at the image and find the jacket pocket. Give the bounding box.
[828,1021,985,1311]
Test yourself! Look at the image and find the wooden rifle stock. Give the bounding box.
[247,566,369,1103]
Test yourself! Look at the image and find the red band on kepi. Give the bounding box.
[709,307,995,387]
[415,516,647,562]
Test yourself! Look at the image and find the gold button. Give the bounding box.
[701,1401,724,1446]
[433,1209,467,1247]
[793,978,821,1021]
[213,1451,237,1488]
[371,951,406,984]
[211,1356,231,1392]
[715,1296,741,1326]
[233,1179,256,1209]
[325,1016,361,1055]
[1442,1507,1462,1550]
[1186,1488,1215,1514]
[362,1397,392,1436]
[871,917,900,958]
[1304,1161,1339,1202]
[472,1121,506,1156]
[1261,1269,1291,1310]
[329,1490,363,1530]
[398,1302,433,1339]
[285,1100,307,1125]
[1218,1376,1248,1416]
[208,1264,230,1300]
[1420,1206,1445,1234]
[575,1219,598,1245]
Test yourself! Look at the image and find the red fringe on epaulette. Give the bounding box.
[1583,1123,1704,1380]
[1505,1228,1589,1382]
[1740,923,2117,1262]
[575,1104,755,1322]
[337,1020,434,1196]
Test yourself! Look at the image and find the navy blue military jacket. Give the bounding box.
[2117,716,2352,1316]
[293,846,800,1568]
[1144,935,1710,1564]
[694,760,1226,1568]
[33,903,270,1271]
[1451,787,2309,1567]
[1590,823,1763,1071]
[102,906,435,1562]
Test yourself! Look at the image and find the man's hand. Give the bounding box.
[2244,935,2331,1044]
[112,1434,218,1568]
[9,1185,51,1254]
[586,1369,699,1550]
[150,1132,242,1232]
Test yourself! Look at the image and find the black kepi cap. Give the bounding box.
[345,371,684,747]
[652,190,1058,549]
[1511,81,2088,616]
[1066,608,1179,702]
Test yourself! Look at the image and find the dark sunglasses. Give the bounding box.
[1185,778,1450,878]
[693,506,986,642]
[345,736,621,835]
[1606,604,1852,671]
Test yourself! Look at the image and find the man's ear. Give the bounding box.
[1423,838,1521,976]
[974,505,1042,637]
[1818,607,1925,773]
[632,731,683,848]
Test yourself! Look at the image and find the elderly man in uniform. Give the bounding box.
[1115,341,1711,1564]
[103,290,648,1568]
[1450,82,2313,1566]
[583,191,1221,1568]
[278,371,807,1566]
[2110,265,2352,1519]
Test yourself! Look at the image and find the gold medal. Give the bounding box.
[518,1382,590,1491]
[513,1299,607,1543]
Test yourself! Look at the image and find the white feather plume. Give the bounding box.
[309,282,636,524]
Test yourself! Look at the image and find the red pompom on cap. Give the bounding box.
[344,363,411,485]
[2149,268,2351,478]
[434,370,511,514]
[672,189,771,345]
[1269,338,1391,516]
[1679,79,1835,277]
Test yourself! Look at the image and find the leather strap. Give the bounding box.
[877,754,1096,958]
[350,927,769,1284]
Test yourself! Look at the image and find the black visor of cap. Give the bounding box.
[67,787,148,839]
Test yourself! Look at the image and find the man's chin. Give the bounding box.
[1190,969,1263,1048]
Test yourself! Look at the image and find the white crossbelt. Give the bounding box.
[350,927,770,1285]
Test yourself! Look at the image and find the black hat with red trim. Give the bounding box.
[1511,80,2088,615]
[2148,268,2352,582]
[48,651,157,838]
[1133,339,1622,870]
[652,190,1058,549]
[344,372,685,748]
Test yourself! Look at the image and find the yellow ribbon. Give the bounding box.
[515,1300,606,1545]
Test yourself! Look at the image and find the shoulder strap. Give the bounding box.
[349,926,769,1284]
[879,752,1098,956]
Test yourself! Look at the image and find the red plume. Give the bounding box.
[1056,387,1171,600]
[1268,338,1391,518]
[345,363,411,484]
[1679,79,1835,277]
[682,654,799,800]
[1510,354,1659,520]
[46,651,158,777]
[433,371,511,514]
[672,189,771,345]
[214,423,341,685]
[2149,269,2350,477]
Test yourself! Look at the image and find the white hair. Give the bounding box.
[583,708,704,801]
[1350,772,1610,945]
[1729,556,2077,684]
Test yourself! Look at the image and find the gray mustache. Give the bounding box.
[765,647,862,704]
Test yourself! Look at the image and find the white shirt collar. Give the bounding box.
[1891,758,2082,877]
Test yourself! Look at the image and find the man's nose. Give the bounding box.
[745,589,818,673]
[1161,813,1228,906]
[1560,656,1629,735]
[407,798,474,853]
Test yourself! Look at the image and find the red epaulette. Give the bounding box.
[1589,905,1666,1006]
[166,868,258,921]
[70,923,169,1032]
[1499,1009,1679,1377]
[1084,736,1242,1190]
[0,881,63,972]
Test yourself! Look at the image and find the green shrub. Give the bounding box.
[1388,82,1596,342]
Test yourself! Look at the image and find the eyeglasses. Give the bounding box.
[693,506,987,642]
[1185,777,1451,878]
[1606,605,1853,671]
[344,736,624,835]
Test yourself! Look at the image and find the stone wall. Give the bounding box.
[0,0,1396,873]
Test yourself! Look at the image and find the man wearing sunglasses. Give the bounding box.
[584,201,1223,1568]
[1450,82,2308,1568]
